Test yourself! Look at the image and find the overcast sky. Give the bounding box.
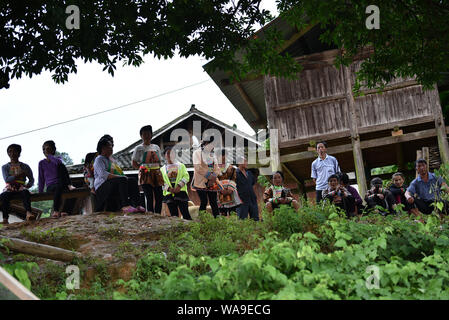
[0,1,278,190]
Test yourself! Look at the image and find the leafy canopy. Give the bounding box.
[1,1,448,90]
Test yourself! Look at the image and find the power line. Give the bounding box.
[0,78,212,141]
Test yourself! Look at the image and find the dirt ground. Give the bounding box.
[0,212,193,284]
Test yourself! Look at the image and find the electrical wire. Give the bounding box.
[0,78,211,141]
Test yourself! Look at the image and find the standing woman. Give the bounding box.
[132,125,164,214]
[192,137,221,217]
[217,149,242,216]
[38,140,76,218]
[160,146,192,220]
[0,144,35,223]
[94,138,145,213]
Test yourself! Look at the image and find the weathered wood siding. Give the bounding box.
[264,64,350,143]
[349,61,433,129]
[264,50,437,145]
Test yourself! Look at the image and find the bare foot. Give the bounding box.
[60,212,68,217]
[68,185,76,191]
[26,212,36,221]
[52,211,61,219]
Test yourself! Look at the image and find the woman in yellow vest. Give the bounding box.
[160,146,192,220]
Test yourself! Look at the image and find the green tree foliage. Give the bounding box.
[0,0,276,89]
[55,151,73,166]
[277,0,449,91]
[2,1,447,90]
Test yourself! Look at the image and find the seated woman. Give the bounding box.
[365,177,396,215]
[83,135,114,194]
[217,149,242,216]
[93,137,145,214]
[264,171,300,213]
[38,140,76,218]
[388,172,412,213]
[160,147,192,220]
[1,144,36,223]
[322,174,356,218]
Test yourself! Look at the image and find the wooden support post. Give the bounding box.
[395,144,405,171]
[344,65,368,199]
[416,149,423,178]
[432,85,449,164]
[422,147,430,167]
[270,123,281,173]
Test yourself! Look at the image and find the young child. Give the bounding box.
[132,125,164,214]
[217,149,242,216]
[83,152,97,194]
[365,177,396,215]
[264,171,300,213]
[388,172,412,212]
[0,144,35,223]
[322,174,356,218]
[160,147,192,220]
[38,140,76,218]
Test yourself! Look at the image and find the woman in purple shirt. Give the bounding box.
[38,140,75,218]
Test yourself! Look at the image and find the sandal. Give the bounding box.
[1,219,9,225]
[52,211,61,219]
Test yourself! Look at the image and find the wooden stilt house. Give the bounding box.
[205,17,449,200]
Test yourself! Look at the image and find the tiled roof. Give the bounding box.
[67,106,258,174]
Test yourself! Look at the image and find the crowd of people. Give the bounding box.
[311,141,449,217]
[1,130,448,225]
[0,141,77,224]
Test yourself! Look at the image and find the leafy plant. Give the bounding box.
[2,261,38,290]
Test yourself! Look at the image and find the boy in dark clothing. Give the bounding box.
[322,174,356,218]
[365,177,396,215]
[235,156,259,221]
[388,172,412,213]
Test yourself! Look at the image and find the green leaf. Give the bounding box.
[14,268,31,290]
[334,239,347,248]
[207,259,219,273]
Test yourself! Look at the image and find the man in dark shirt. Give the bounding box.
[235,156,259,221]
